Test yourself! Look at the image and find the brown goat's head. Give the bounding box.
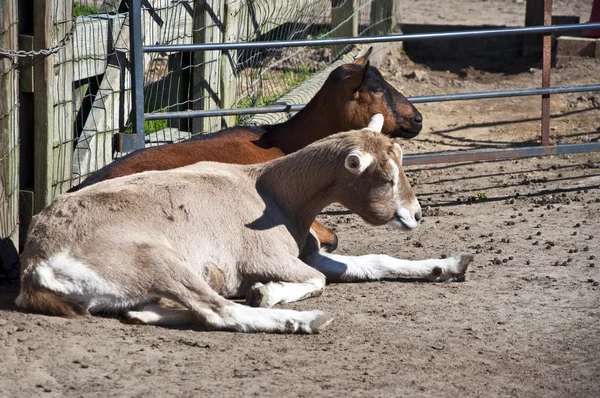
[335,114,422,230]
[325,48,423,139]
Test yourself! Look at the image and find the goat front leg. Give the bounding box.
[311,252,474,283]
[244,258,327,308]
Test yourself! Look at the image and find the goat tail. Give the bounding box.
[16,281,86,318]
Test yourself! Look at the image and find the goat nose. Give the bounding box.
[414,113,423,124]
[415,210,422,222]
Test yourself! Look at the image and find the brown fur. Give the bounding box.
[70,49,422,252]
[17,283,86,318]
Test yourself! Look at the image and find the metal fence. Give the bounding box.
[135,1,600,166]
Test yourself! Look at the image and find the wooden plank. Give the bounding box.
[52,0,74,195]
[370,0,397,35]
[191,0,223,134]
[236,0,317,40]
[33,0,54,213]
[0,0,19,272]
[72,15,127,81]
[331,0,358,58]
[148,0,193,46]
[72,15,131,182]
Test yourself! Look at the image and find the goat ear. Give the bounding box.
[394,142,404,165]
[353,47,373,66]
[366,114,384,133]
[339,61,369,94]
[345,150,373,175]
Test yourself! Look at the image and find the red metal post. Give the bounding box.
[541,0,552,146]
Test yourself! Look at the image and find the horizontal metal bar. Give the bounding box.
[403,142,600,166]
[408,84,600,104]
[145,83,600,120]
[145,22,600,53]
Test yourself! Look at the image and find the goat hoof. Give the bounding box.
[451,252,474,281]
[245,283,272,308]
[308,312,334,334]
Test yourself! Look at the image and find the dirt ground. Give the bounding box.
[2,1,600,397]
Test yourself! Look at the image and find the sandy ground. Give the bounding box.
[2,1,600,397]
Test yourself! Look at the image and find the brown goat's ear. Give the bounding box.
[353,47,373,66]
[345,150,373,175]
[343,61,369,95]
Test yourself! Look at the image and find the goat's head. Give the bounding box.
[338,114,422,231]
[325,47,423,139]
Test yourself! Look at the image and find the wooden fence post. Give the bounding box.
[191,0,224,135]
[0,0,20,273]
[331,0,358,58]
[33,0,54,213]
[220,0,240,129]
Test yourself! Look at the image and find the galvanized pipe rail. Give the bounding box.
[145,84,600,120]
[128,0,600,165]
[145,22,600,53]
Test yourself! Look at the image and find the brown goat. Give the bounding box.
[71,48,423,252]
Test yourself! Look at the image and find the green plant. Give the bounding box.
[283,65,312,87]
[124,108,169,136]
[74,2,99,17]
[472,192,488,200]
[235,93,281,125]
[312,28,332,49]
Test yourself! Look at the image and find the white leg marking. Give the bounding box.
[212,304,333,334]
[126,304,197,326]
[246,278,324,308]
[312,252,474,283]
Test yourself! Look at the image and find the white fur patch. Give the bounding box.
[251,278,324,308]
[388,159,420,230]
[218,304,326,333]
[313,252,470,282]
[31,251,134,311]
[34,251,122,296]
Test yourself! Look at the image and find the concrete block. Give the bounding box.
[556,36,597,57]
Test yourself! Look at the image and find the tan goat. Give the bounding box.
[16,115,473,334]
